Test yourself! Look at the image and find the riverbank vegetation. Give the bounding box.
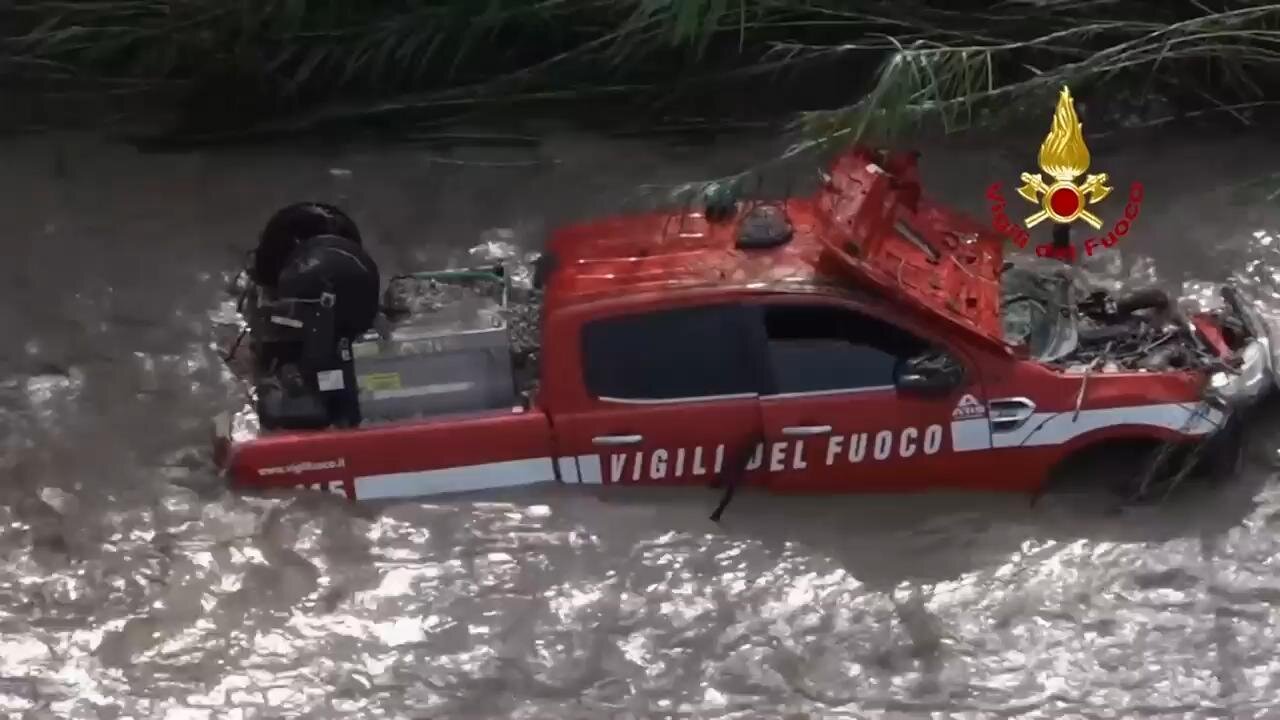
[6,0,1280,150]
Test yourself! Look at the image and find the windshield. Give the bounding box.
[1000,256,1078,361]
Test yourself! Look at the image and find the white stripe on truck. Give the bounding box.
[950,401,1224,453]
[989,402,1223,450]
[556,456,578,484]
[353,457,555,500]
[344,403,1225,499]
[950,418,992,452]
[576,455,604,484]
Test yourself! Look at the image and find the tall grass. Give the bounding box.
[7,0,1280,145]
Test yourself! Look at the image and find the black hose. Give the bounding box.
[1116,287,1171,316]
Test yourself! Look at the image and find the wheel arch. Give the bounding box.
[1043,425,1201,493]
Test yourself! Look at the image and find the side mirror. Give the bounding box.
[895,350,964,393]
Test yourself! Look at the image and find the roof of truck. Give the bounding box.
[543,199,834,300]
[541,148,1007,344]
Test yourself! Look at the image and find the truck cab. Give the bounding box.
[541,274,1009,493]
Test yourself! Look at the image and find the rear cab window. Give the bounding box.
[581,304,760,402]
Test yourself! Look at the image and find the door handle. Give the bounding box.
[782,425,833,437]
[988,398,1036,432]
[592,434,643,446]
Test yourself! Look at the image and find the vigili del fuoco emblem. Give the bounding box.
[1017,86,1112,230]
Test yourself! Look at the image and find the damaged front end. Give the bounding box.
[1204,285,1279,405]
[1000,255,1279,408]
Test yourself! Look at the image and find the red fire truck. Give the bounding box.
[213,147,1280,507]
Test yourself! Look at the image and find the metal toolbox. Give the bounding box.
[351,267,516,422]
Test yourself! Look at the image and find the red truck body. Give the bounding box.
[214,148,1237,501]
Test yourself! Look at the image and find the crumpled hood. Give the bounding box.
[812,148,1008,351]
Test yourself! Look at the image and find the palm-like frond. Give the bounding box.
[6,0,1280,143]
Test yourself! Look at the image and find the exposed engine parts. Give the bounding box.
[1063,286,1250,375]
[1000,255,1252,378]
[1069,287,1183,371]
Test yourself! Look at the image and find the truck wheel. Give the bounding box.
[1044,439,1171,501]
[1126,443,1190,500]
[1125,421,1245,500]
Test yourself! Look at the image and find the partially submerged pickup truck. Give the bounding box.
[212,147,1280,505]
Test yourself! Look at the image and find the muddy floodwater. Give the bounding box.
[9,127,1280,718]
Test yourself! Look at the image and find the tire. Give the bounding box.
[1042,414,1250,509]
[1127,420,1245,499]
[1045,439,1169,500]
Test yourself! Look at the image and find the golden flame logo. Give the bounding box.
[1016,86,1112,229]
[1039,87,1089,181]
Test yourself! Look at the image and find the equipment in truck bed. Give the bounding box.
[229,206,537,432]
[353,269,516,422]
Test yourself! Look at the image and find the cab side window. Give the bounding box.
[582,304,759,401]
[762,303,932,394]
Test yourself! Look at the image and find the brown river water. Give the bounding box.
[7,127,1280,718]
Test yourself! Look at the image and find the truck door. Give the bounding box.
[747,298,994,492]
[551,302,766,488]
